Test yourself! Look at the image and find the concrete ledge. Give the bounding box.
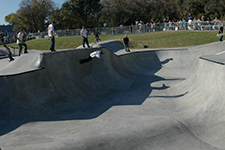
[200,51,225,65]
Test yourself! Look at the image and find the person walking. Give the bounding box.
[17,28,28,56]
[93,32,101,42]
[80,50,105,64]
[81,26,90,48]
[48,21,56,51]
[4,45,14,62]
[219,24,224,42]
[123,34,130,52]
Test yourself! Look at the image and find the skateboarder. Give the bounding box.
[80,50,105,64]
[4,45,14,62]
[17,28,28,56]
[81,26,90,48]
[123,34,130,52]
[93,32,101,42]
[219,24,224,42]
[48,21,56,51]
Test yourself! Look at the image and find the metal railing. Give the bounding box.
[1,21,224,45]
[32,21,224,39]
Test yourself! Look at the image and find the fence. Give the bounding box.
[32,21,224,39]
[1,21,224,45]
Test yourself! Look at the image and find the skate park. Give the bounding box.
[0,39,225,150]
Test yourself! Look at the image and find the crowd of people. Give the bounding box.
[133,15,224,32]
[0,34,10,45]
[163,15,223,31]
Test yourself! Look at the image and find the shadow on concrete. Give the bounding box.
[161,58,174,65]
[0,49,187,136]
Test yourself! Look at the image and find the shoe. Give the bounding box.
[24,51,28,54]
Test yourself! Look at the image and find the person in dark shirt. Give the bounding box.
[93,32,101,42]
[219,24,224,42]
[123,34,130,52]
[4,45,14,62]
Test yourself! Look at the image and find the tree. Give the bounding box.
[100,0,151,27]
[48,8,64,30]
[5,13,21,32]
[60,0,102,28]
[5,0,55,32]
[5,0,225,32]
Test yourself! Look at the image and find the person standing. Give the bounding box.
[17,28,28,56]
[80,50,104,64]
[3,35,8,44]
[0,34,4,44]
[48,21,56,51]
[81,26,90,48]
[219,24,224,42]
[213,17,219,30]
[4,45,14,62]
[123,34,130,52]
[103,22,107,30]
[182,18,186,30]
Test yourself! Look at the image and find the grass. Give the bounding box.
[2,31,219,50]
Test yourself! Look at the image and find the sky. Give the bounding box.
[0,0,67,25]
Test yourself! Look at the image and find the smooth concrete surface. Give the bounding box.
[0,40,225,150]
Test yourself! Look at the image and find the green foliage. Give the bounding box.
[5,0,55,32]
[59,0,102,28]
[4,0,225,31]
[99,0,225,26]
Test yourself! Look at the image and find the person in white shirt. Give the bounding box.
[3,35,8,44]
[80,50,105,64]
[48,21,56,51]
[17,28,28,56]
[80,26,90,48]
[188,19,193,30]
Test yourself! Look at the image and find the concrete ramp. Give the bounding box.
[0,41,225,150]
[170,57,225,149]
[0,50,44,76]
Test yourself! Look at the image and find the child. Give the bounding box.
[93,32,101,42]
[123,34,130,52]
[4,45,14,62]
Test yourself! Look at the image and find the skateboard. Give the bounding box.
[83,42,96,48]
[217,33,225,36]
